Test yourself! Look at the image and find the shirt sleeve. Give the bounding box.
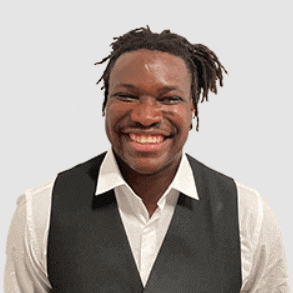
[4,180,54,292]
[238,182,291,292]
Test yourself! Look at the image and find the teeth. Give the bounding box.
[141,136,147,143]
[129,134,164,144]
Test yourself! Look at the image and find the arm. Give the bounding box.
[240,190,291,292]
[4,191,52,292]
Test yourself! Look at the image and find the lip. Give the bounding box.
[122,129,171,137]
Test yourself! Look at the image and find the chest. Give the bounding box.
[47,154,242,292]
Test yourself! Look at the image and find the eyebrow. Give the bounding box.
[115,84,183,95]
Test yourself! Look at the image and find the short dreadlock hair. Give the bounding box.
[95,26,227,131]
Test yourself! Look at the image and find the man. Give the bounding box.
[5,27,290,292]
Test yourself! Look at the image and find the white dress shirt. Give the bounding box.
[4,149,291,292]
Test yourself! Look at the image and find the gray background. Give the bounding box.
[1,0,292,289]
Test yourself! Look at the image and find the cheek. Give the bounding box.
[171,106,192,130]
[105,106,117,140]
[104,116,112,145]
[104,103,127,140]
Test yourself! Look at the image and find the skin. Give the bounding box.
[105,49,194,217]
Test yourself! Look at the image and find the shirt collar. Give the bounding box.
[95,148,199,201]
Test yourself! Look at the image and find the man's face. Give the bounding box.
[105,49,194,175]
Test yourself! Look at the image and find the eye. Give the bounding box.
[160,96,182,104]
[114,94,137,102]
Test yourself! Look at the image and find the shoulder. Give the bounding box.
[235,180,284,243]
[24,176,56,208]
[22,177,56,220]
[186,154,234,180]
[234,180,277,241]
[186,154,236,197]
[14,177,57,221]
[22,153,108,209]
[235,181,263,217]
[186,154,276,239]
[23,177,57,246]
[25,177,56,201]
[21,153,106,238]
[58,152,107,179]
[235,181,264,247]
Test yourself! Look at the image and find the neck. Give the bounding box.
[115,154,181,215]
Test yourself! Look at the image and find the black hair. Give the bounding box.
[95,26,227,131]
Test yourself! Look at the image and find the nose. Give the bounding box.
[130,97,162,127]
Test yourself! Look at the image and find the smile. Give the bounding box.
[129,133,165,144]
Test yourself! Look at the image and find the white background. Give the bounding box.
[1,0,292,289]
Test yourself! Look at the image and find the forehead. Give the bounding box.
[109,49,191,90]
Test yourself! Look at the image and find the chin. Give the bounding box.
[127,156,177,176]
[131,164,162,175]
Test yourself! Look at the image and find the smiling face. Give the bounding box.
[105,49,194,176]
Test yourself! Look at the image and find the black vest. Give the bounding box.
[48,153,242,292]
